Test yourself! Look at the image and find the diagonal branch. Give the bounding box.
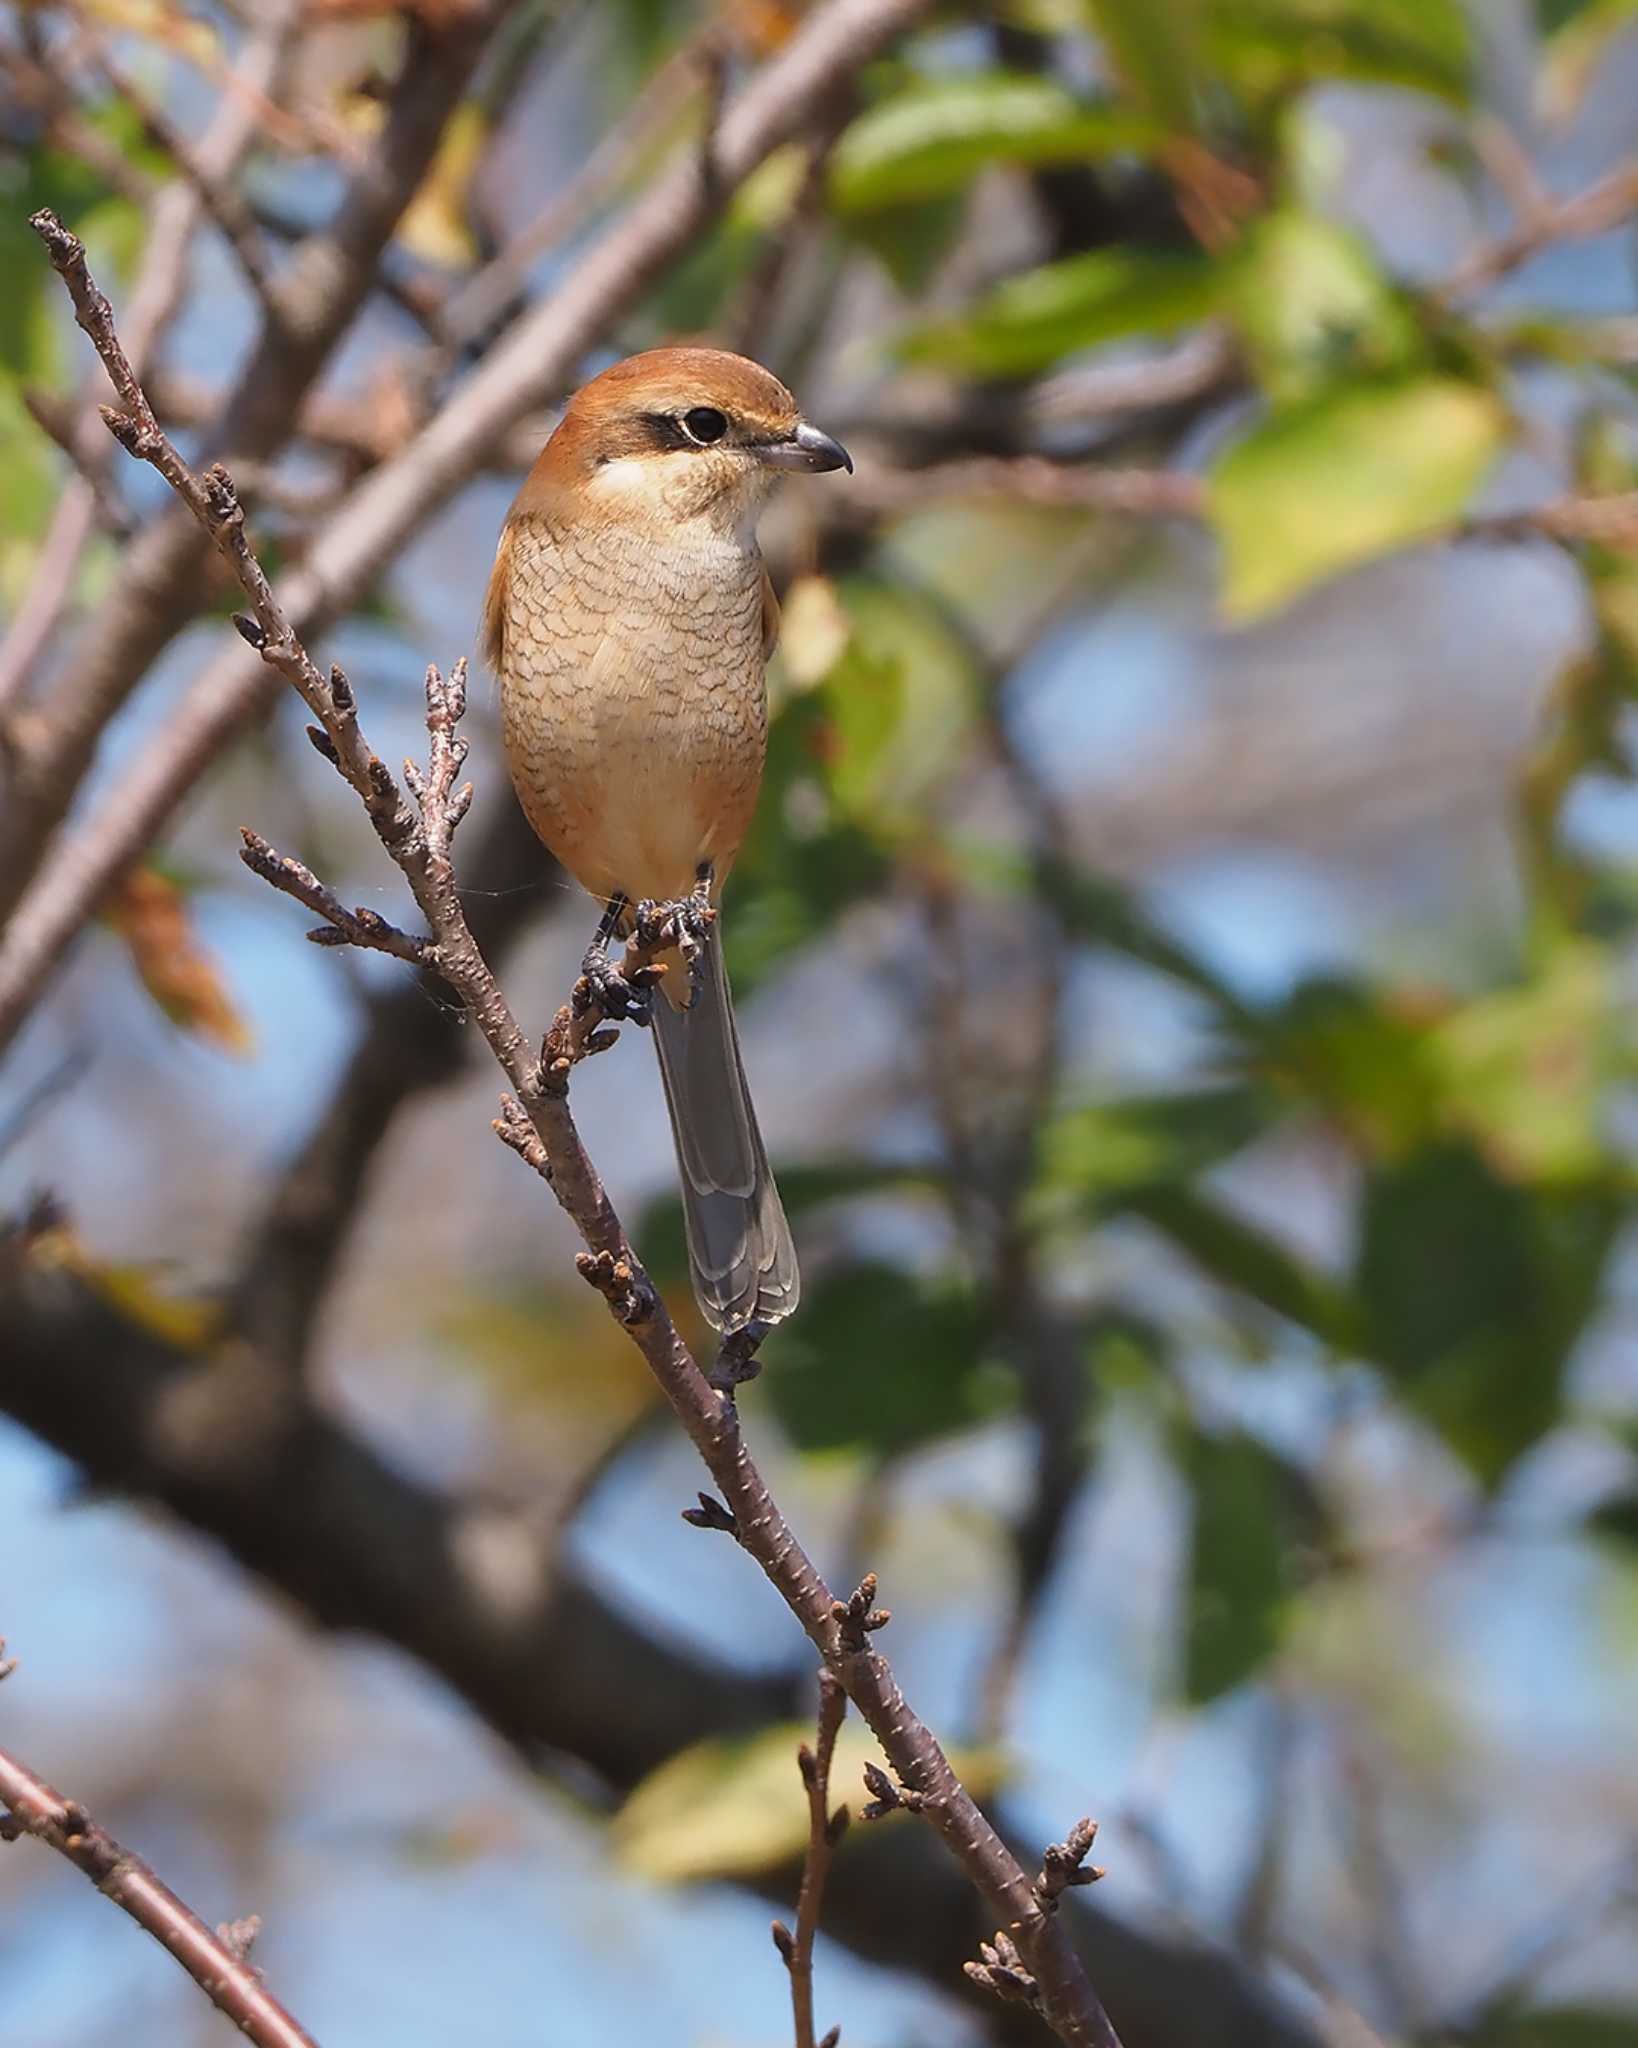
[27,212,1123,2048]
[0,1660,320,2048]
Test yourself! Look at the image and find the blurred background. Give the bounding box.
[3,1,1638,2044]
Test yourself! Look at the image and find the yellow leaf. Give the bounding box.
[22,1219,220,1352]
[1208,376,1506,621]
[397,101,488,271]
[615,1720,1006,1884]
[103,865,251,1054]
[776,574,853,688]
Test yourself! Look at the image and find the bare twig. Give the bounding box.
[0,1,501,939]
[772,1672,850,2048]
[28,219,1120,2048]
[0,4,296,720]
[93,41,282,309]
[0,1717,319,2048]
[1442,153,1638,301]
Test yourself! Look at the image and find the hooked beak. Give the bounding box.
[753,420,853,476]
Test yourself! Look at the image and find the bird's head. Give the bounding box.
[527,346,852,539]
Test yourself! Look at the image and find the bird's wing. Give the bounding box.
[759,566,781,666]
[481,526,513,670]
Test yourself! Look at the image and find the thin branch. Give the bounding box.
[772,1672,849,2048]
[92,41,283,311]
[437,25,729,359]
[0,4,296,720]
[0,0,502,942]
[29,217,1121,2048]
[1441,153,1638,301]
[0,1669,320,2048]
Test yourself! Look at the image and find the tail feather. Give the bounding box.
[650,937,798,1333]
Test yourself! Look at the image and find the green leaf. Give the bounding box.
[1039,1074,1360,1349]
[1356,1143,1619,1483]
[1431,942,1616,1184]
[1459,2007,1638,2048]
[1180,1425,1312,1701]
[1227,210,1422,405]
[843,193,966,293]
[1043,1085,1272,1204]
[724,689,891,1001]
[1263,975,1445,1156]
[1206,0,1471,108]
[1082,0,1205,130]
[0,378,59,610]
[1041,857,1267,1035]
[615,1720,1004,1883]
[1131,1184,1360,1348]
[903,248,1219,379]
[1589,1490,1638,1553]
[829,73,1160,213]
[761,1260,997,1457]
[1537,0,1638,123]
[1208,375,1507,621]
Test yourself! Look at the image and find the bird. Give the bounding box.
[482,347,852,1336]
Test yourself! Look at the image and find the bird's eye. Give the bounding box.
[681,406,728,446]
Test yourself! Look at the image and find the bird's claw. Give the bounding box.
[633,889,717,1005]
[577,945,659,1026]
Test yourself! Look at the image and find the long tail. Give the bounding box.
[650,934,799,1334]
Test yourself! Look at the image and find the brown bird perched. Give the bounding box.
[482,347,852,1334]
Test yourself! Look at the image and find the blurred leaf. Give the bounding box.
[1131,1184,1360,1347]
[1356,1142,1619,1482]
[1208,375,1506,621]
[1461,2008,1638,2048]
[736,574,979,990]
[827,580,979,824]
[1043,1085,1272,1203]
[778,574,853,686]
[1082,0,1204,130]
[1041,857,1266,1034]
[761,1260,996,1457]
[829,73,1159,213]
[1264,975,1445,1156]
[1206,0,1471,107]
[724,683,893,1000]
[1537,0,1638,123]
[0,380,59,610]
[24,1217,220,1351]
[903,248,1218,380]
[1180,1424,1311,1701]
[397,100,488,268]
[102,865,251,1054]
[615,1719,1004,1883]
[1228,210,1422,404]
[1041,1082,1360,1346]
[1431,942,1616,1183]
[841,192,967,293]
[1589,1489,1638,1552]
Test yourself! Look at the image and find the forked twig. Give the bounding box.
[772,1672,850,2048]
[0,1644,316,2048]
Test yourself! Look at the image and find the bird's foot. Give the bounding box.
[633,882,717,1005]
[576,941,662,1026]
